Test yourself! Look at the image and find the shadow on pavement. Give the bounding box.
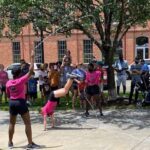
[13,144,63,149]
[101,109,150,130]
[0,109,150,130]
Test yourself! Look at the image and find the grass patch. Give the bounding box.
[0,92,150,112]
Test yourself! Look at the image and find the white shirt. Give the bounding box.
[38,70,47,85]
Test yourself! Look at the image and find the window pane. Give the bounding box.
[12,42,21,63]
[83,40,93,63]
[34,41,43,63]
[58,40,67,61]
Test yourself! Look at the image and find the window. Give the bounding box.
[34,41,43,63]
[83,40,93,63]
[58,40,67,61]
[12,42,21,63]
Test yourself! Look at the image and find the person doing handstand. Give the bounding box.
[41,72,80,130]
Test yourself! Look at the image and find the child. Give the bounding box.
[41,72,81,130]
[28,72,38,104]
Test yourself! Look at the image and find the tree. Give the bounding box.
[1,0,150,97]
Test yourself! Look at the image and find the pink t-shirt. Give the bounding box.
[42,101,57,116]
[85,70,101,86]
[6,74,29,99]
[0,71,8,85]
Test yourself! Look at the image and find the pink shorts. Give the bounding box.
[41,101,57,116]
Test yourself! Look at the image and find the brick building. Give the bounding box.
[0,23,150,68]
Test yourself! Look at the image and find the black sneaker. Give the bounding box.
[8,142,13,149]
[84,112,90,117]
[26,142,40,149]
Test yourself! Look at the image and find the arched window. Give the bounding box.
[136,36,148,47]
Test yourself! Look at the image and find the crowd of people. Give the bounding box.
[0,49,149,149]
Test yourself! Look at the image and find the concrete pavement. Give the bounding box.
[0,109,150,150]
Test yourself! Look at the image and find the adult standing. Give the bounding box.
[20,59,30,101]
[128,57,142,104]
[85,63,103,117]
[114,53,128,97]
[0,64,9,104]
[20,59,30,77]
[60,50,73,106]
[6,50,40,149]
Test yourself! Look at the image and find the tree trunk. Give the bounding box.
[104,47,116,99]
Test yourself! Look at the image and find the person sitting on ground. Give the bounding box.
[6,50,40,149]
[41,72,81,131]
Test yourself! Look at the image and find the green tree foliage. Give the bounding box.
[1,0,150,92]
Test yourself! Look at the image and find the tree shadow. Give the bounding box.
[100,109,150,130]
[1,109,150,130]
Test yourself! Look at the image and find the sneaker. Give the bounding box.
[26,142,40,149]
[8,142,13,149]
[84,112,90,117]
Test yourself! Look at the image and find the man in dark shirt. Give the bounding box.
[129,57,142,104]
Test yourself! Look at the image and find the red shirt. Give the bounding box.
[78,81,86,91]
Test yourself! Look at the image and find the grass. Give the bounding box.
[0,92,150,112]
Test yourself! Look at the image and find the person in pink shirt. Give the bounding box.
[85,63,103,117]
[6,51,40,149]
[0,64,9,104]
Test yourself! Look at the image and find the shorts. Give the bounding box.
[28,92,37,99]
[42,100,57,116]
[72,82,78,90]
[51,86,58,92]
[116,75,126,86]
[9,99,29,116]
[86,85,100,96]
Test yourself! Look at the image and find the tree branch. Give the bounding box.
[75,21,102,50]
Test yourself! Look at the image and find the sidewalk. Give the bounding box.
[0,109,150,150]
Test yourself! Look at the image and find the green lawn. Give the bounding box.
[0,92,150,112]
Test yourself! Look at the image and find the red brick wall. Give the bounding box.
[0,24,150,68]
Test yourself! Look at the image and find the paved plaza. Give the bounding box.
[0,108,150,150]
